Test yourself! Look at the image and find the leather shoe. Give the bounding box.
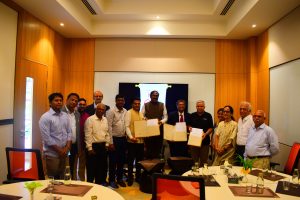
[109,181,119,189]
[117,180,126,187]
[127,179,133,186]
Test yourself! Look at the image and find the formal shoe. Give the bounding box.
[117,180,126,187]
[100,181,109,187]
[109,181,119,189]
[127,179,133,186]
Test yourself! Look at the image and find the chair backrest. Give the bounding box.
[6,147,45,180]
[167,157,194,175]
[152,173,205,200]
[284,143,300,175]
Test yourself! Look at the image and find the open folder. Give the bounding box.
[134,119,160,137]
[163,122,187,141]
[187,128,203,147]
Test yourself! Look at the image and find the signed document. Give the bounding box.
[134,119,160,137]
[187,128,203,147]
[164,122,187,141]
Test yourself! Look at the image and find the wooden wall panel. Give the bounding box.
[63,39,95,104]
[215,40,248,121]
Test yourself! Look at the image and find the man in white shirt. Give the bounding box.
[85,103,110,185]
[61,93,81,180]
[106,94,127,188]
[236,101,254,165]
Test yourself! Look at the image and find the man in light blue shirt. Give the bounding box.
[245,110,279,169]
[39,93,72,179]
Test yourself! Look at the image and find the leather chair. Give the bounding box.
[152,173,205,200]
[167,157,194,175]
[3,147,45,184]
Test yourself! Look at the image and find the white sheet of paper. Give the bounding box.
[163,124,174,141]
[175,122,186,132]
[147,119,158,126]
[134,120,160,137]
[163,123,187,141]
[188,128,203,147]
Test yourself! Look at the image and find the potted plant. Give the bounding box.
[237,155,256,183]
[24,181,43,200]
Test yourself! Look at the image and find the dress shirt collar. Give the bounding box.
[178,111,184,116]
[49,107,62,115]
[64,105,74,114]
[113,107,125,113]
[242,114,252,122]
[252,123,266,130]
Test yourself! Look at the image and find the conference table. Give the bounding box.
[183,166,299,200]
[0,180,124,200]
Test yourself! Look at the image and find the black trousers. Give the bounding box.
[69,143,77,180]
[236,145,245,166]
[168,141,189,157]
[144,135,163,159]
[109,136,127,182]
[86,143,107,184]
[127,142,144,179]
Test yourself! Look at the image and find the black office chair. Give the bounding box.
[167,157,194,175]
[152,173,206,200]
[3,147,45,184]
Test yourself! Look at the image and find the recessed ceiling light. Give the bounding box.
[60,23,64,27]
[252,24,257,28]
[156,16,160,19]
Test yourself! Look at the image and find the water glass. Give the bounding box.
[64,166,71,185]
[292,169,299,187]
[245,183,251,193]
[251,184,257,193]
[283,180,290,191]
[47,176,54,199]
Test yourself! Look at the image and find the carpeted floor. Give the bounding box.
[115,181,152,200]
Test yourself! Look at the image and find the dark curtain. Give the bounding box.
[119,83,188,112]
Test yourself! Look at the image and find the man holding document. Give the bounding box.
[189,100,213,167]
[125,97,145,186]
[141,91,168,159]
[166,100,191,157]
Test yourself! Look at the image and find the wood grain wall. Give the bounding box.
[214,32,269,122]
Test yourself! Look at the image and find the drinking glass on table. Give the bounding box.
[64,166,72,185]
[292,169,299,188]
[47,176,54,200]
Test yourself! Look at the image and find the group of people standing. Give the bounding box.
[39,90,279,189]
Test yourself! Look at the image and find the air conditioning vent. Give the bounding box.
[81,0,97,15]
[220,0,236,15]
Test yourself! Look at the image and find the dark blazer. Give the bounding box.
[85,103,110,116]
[61,106,81,151]
[167,111,191,126]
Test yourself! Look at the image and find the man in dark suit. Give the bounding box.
[167,99,191,157]
[61,93,81,180]
[85,90,110,116]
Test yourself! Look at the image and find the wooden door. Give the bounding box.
[14,59,48,149]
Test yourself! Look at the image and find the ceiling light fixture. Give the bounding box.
[252,24,256,28]
[60,23,64,27]
[156,16,160,20]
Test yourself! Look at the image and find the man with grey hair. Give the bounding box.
[236,101,254,165]
[190,100,213,167]
[245,110,279,169]
[85,90,110,116]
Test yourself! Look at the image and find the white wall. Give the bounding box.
[0,2,17,183]
[268,6,300,171]
[269,6,300,68]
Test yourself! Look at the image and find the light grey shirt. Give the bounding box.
[106,107,127,144]
[245,123,279,157]
[39,108,72,157]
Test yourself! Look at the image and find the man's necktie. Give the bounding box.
[179,114,184,122]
